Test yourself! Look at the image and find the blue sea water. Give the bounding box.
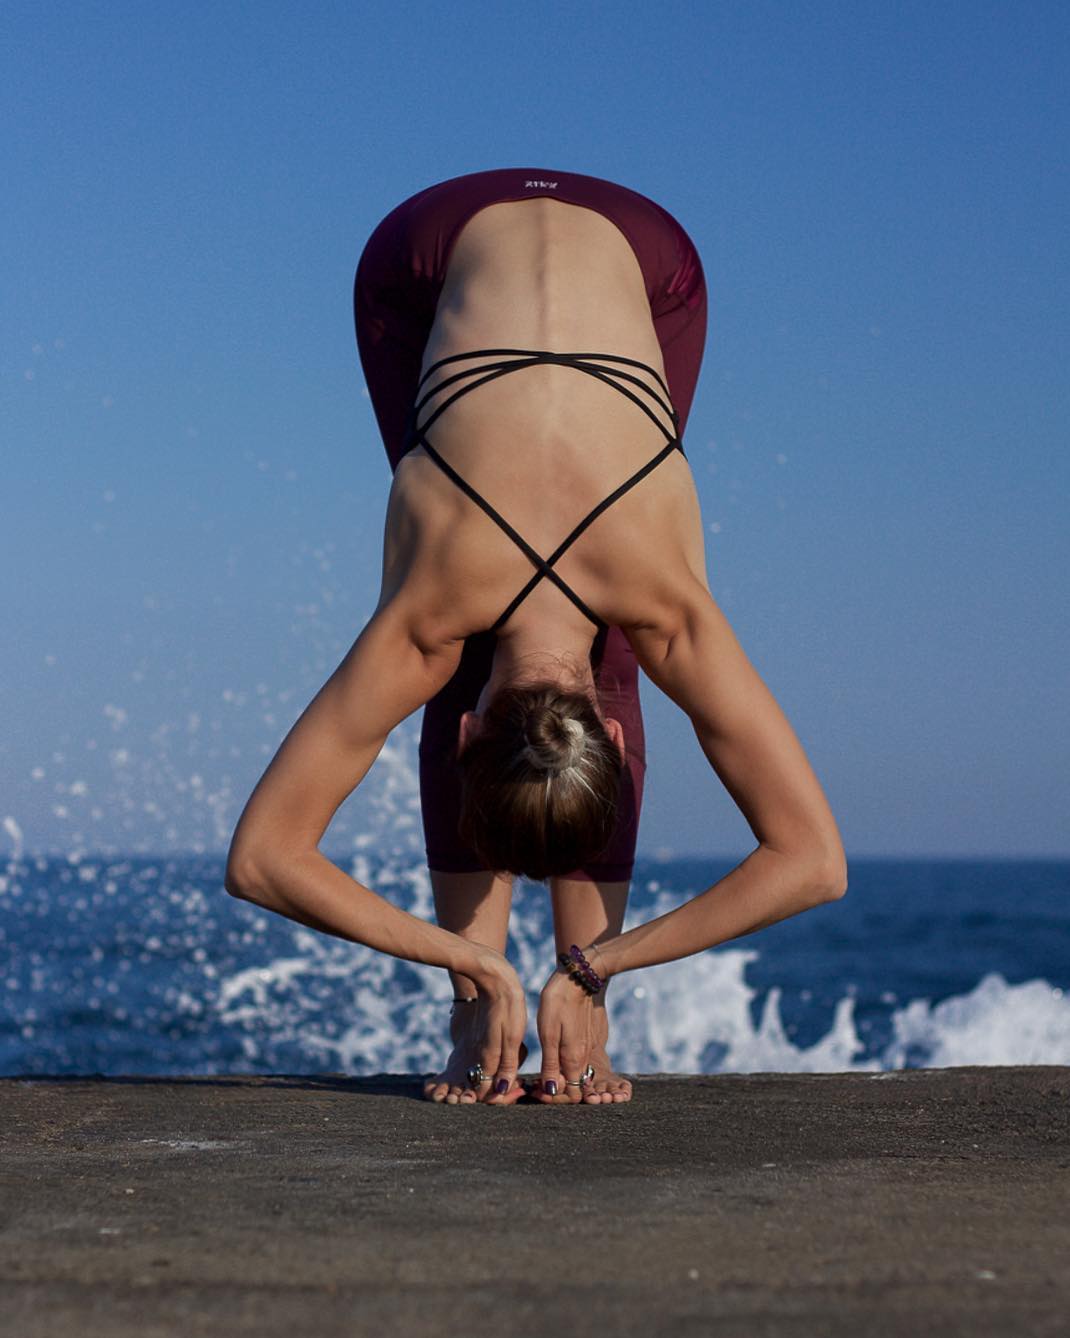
[1,840,1067,1077]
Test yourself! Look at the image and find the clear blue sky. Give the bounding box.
[3,1,1067,860]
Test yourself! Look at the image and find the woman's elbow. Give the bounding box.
[811,845,848,903]
[224,845,267,902]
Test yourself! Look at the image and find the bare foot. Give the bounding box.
[579,1039,633,1104]
[423,1001,528,1105]
[532,1005,634,1105]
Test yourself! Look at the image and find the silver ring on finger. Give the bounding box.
[565,1065,596,1088]
[466,1063,487,1087]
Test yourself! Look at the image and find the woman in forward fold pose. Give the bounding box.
[225,168,847,1106]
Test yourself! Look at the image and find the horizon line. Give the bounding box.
[3,847,1068,865]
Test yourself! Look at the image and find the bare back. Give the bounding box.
[381,199,710,648]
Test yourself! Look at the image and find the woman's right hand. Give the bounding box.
[466,946,529,1104]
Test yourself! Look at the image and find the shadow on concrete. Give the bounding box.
[9,1071,425,1098]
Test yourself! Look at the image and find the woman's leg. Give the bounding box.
[542,876,634,1104]
[431,869,514,999]
[424,868,523,1104]
[423,868,528,1104]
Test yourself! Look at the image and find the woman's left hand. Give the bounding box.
[534,964,596,1103]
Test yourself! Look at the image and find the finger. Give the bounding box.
[560,1071,586,1103]
[487,1039,529,1105]
[535,1075,570,1104]
[560,1040,590,1105]
[489,1078,527,1106]
[564,1038,596,1102]
[474,1028,503,1102]
[537,1023,562,1100]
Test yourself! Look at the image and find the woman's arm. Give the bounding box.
[223,600,508,988]
[592,583,847,979]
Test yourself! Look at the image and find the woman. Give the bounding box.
[225,167,847,1107]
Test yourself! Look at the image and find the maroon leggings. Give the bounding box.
[353,168,707,881]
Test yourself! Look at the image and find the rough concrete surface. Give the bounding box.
[2,1066,1068,1337]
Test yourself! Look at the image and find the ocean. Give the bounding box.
[2,845,1067,1077]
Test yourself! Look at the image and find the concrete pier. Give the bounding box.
[3,1066,1068,1335]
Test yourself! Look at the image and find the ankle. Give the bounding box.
[448,1000,480,1043]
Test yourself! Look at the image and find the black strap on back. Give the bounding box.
[401,348,684,633]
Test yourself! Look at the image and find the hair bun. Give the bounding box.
[522,706,586,773]
[561,717,584,746]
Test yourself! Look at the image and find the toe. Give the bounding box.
[533,1087,569,1104]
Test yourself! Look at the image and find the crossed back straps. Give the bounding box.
[402,348,683,632]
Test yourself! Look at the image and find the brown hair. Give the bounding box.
[457,681,624,881]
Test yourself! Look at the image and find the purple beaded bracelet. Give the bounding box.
[557,944,605,995]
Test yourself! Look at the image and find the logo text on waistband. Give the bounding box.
[524,180,558,189]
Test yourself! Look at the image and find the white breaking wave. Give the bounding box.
[212,868,1070,1075]
[605,952,1069,1073]
[882,972,1068,1069]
